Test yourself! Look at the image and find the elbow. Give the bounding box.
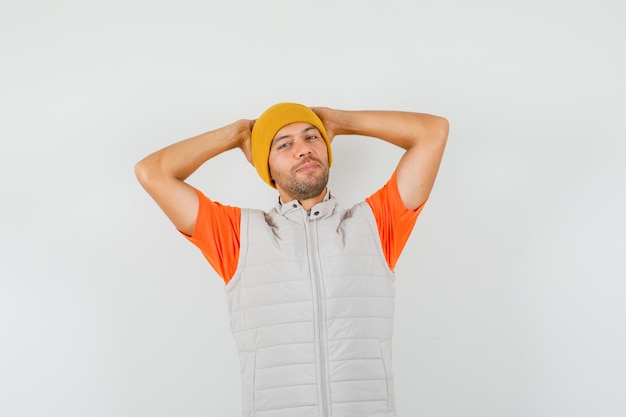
[412,114,449,147]
[134,159,147,184]
[416,115,448,150]
[435,116,450,144]
[134,158,157,188]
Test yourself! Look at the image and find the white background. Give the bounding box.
[1,0,625,416]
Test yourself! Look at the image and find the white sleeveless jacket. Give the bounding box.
[225,193,398,417]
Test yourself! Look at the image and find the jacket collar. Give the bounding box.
[276,190,337,220]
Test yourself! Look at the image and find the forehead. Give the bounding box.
[273,122,319,141]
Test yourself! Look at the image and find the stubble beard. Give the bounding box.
[272,158,329,201]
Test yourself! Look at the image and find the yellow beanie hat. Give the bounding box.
[251,102,332,188]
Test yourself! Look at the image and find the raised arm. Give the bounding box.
[312,108,449,210]
[134,119,254,236]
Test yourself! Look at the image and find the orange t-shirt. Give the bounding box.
[185,171,424,284]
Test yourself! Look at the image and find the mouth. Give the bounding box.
[296,162,319,173]
[294,158,321,173]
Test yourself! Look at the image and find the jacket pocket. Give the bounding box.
[379,341,396,412]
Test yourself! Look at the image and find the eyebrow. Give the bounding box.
[272,126,320,145]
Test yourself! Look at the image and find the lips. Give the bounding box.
[294,158,322,173]
[296,162,319,172]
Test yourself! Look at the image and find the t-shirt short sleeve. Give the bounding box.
[365,170,426,271]
[182,188,241,284]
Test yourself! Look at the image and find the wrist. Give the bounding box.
[331,109,354,136]
[227,119,252,148]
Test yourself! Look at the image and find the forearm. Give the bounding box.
[329,109,448,150]
[135,120,250,184]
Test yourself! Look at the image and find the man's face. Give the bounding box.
[268,122,330,202]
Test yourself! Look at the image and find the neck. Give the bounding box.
[280,188,327,210]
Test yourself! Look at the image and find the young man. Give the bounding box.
[135,103,448,417]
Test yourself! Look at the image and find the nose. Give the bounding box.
[294,139,312,158]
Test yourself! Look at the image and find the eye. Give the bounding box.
[306,134,318,140]
[277,141,291,150]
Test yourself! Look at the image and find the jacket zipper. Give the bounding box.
[306,213,329,417]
